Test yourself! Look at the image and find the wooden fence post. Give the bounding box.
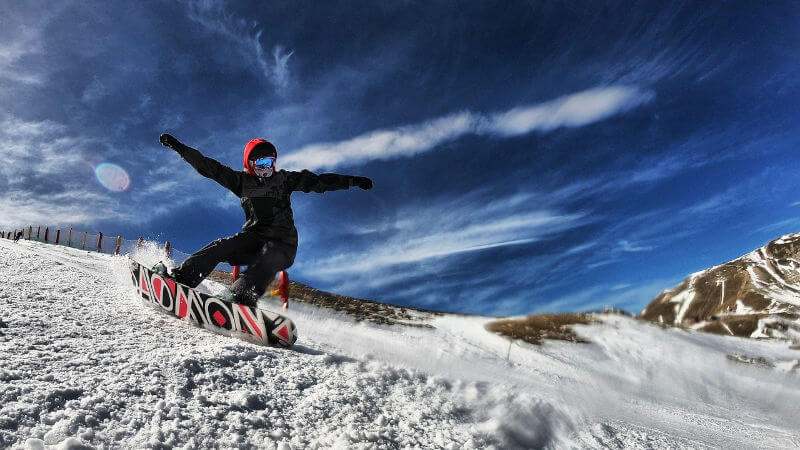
[97,232,103,252]
[115,236,121,255]
[27,226,32,240]
[44,227,49,243]
[68,228,73,247]
[56,229,62,244]
[165,241,171,257]
[37,226,41,239]
[82,232,88,249]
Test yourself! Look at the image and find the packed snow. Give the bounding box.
[1,239,799,449]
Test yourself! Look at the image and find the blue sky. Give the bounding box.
[2,1,799,315]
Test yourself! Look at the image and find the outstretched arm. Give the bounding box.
[287,169,373,193]
[159,134,243,195]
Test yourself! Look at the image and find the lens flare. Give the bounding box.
[95,163,130,192]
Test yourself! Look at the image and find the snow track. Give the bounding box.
[1,240,799,448]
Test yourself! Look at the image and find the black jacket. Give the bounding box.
[175,145,355,245]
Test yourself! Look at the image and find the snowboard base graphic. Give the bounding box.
[128,258,297,347]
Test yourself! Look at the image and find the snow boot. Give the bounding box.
[151,261,176,279]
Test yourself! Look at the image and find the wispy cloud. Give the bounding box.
[485,86,654,136]
[534,278,679,314]
[618,239,653,253]
[281,86,653,170]
[282,111,477,170]
[0,115,130,228]
[0,112,213,229]
[184,0,294,91]
[0,116,83,182]
[298,189,592,280]
[0,116,66,140]
[570,170,781,273]
[0,191,128,228]
[0,7,49,85]
[259,42,294,90]
[756,217,800,236]
[81,77,109,104]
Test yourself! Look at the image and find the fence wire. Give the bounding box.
[2,225,234,272]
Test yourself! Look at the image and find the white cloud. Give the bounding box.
[297,189,591,279]
[147,180,181,193]
[282,86,653,171]
[0,189,134,229]
[573,174,772,272]
[184,0,294,92]
[756,217,800,235]
[0,116,66,141]
[484,86,653,136]
[564,240,600,256]
[282,111,477,170]
[81,77,109,104]
[0,14,46,85]
[618,239,653,253]
[159,112,185,131]
[260,42,293,90]
[0,115,134,229]
[0,116,80,181]
[534,278,677,314]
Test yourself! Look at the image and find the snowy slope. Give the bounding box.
[1,239,799,449]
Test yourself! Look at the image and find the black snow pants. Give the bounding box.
[173,231,296,306]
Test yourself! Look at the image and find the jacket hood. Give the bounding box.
[243,138,277,175]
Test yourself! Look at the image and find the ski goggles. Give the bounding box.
[252,156,276,170]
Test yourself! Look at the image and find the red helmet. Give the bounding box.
[243,138,277,175]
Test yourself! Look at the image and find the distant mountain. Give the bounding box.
[641,233,800,343]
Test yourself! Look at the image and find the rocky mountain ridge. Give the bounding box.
[641,233,800,343]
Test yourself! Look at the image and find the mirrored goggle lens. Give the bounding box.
[253,157,275,169]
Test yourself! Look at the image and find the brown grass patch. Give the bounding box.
[206,270,442,327]
[287,282,442,327]
[207,270,234,285]
[485,313,595,345]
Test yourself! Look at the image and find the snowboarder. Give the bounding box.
[155,133,373,307]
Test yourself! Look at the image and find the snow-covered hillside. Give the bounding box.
[1,239,799,449]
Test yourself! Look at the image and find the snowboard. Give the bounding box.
[128,258,297,347]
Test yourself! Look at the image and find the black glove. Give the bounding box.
[159,133,183,151]
[351,176,373,190]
